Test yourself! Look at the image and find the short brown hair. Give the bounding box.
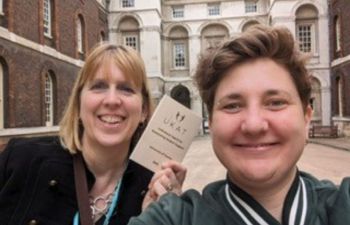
[195,25,311,119]
[59,43,153,154]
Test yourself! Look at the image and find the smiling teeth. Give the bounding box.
[100,115,123,124]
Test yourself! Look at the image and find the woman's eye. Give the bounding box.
[118,84,135,95]
[266,99,287,110]
[90,81,108,90]
[221,102,242,113]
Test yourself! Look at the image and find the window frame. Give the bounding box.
[76,17,83,53]
[123,34,138,50]
[173,41,187,69]
[296,22,316,54]
[172,5,184,18]
[335,16,341,52]
[43,0,52,37]
[122,0,134,8]
[245,0,257,13]
[44,72,54,127]
[208,3,220,16]
[0,0,4,14]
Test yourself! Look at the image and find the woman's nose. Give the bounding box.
[240,109,268,135]
[103,89,122,106]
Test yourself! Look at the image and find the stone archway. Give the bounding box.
[170,84,190,108]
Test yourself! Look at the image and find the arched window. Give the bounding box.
[119,16,140,51]
[242,21,260,32]
[100,31,105,43]
[44,72,54,126]
[310,77,322,120]
[43,0,52,37]
[171,85,191,108]
[201,24,229,52]
[295,4,318,54]
[0,62,3,129]
[0,0,4,14]
[76,16,84,53]
[336,76,344,117]
[335,16,341,53]
[169,26,189,69]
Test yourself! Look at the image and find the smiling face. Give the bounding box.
[79,60,146,153]
[210,58,312,190]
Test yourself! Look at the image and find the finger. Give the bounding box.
[148,169,169,189]
[161,161,187,184]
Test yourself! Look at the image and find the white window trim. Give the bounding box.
[335,17,341,52]
[338,78,343,117]
[0,63,3,129]
[43,0,52,37]
[123,35,138,50]
[45,73,54,127]
[77,18,83,53]
[173,41,187,69]
[122,0,134,8]
[245,0,257,13]
[172,6,184,18]
[0,0,4,14]
[296,22,317,55]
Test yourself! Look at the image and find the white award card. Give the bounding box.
[130,95,202,172]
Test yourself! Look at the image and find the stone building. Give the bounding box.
[108,0,331,133]
[0,0,108,143]
[329,0,350,136]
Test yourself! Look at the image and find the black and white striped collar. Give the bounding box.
[225,173,308,225]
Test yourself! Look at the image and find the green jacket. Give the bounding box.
[129,172,350,225]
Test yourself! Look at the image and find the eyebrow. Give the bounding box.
[264,89,292,98]
[216,93,242,106]
[216,89,293,105]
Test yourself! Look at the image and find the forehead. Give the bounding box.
[87,57,136,85]
[215,58,298,100]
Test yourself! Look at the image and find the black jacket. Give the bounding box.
[0,136,153,225]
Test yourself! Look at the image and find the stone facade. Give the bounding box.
[329,0,350,136]
[108,0,331,133]
[0,0,108,141]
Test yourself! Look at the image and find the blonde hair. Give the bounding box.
[59,43,153,153]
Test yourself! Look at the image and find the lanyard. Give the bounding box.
[73,178,123,225]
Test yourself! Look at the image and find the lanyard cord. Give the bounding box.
[73,177,124,225]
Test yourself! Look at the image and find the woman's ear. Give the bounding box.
[141,103,148,124]
[304,105,313,137]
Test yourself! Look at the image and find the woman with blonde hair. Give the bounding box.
[0,43,185,225]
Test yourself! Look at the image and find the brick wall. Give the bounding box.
[0,0,108,129]
[329,0,350,118]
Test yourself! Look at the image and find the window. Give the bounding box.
[172,6,184,18]
[295,5,318,55]
[201,24,229,52]
[0,63,3,129]
[76,17,83,53]
[297,24,313,53]
[44,73,54,126]
[124,35,138,50]
[174,42,186,68]
[208,3,220,16]
[0,0,4,14]
[122,0,134,8]
[337,77,343,117]
[100,31,105,43]
[335,16,341,52]
[245,0,257,13]
[43,0,52,37]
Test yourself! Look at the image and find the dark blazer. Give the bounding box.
[0,136,153,225]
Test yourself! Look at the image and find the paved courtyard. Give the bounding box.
[182,136,350,191]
